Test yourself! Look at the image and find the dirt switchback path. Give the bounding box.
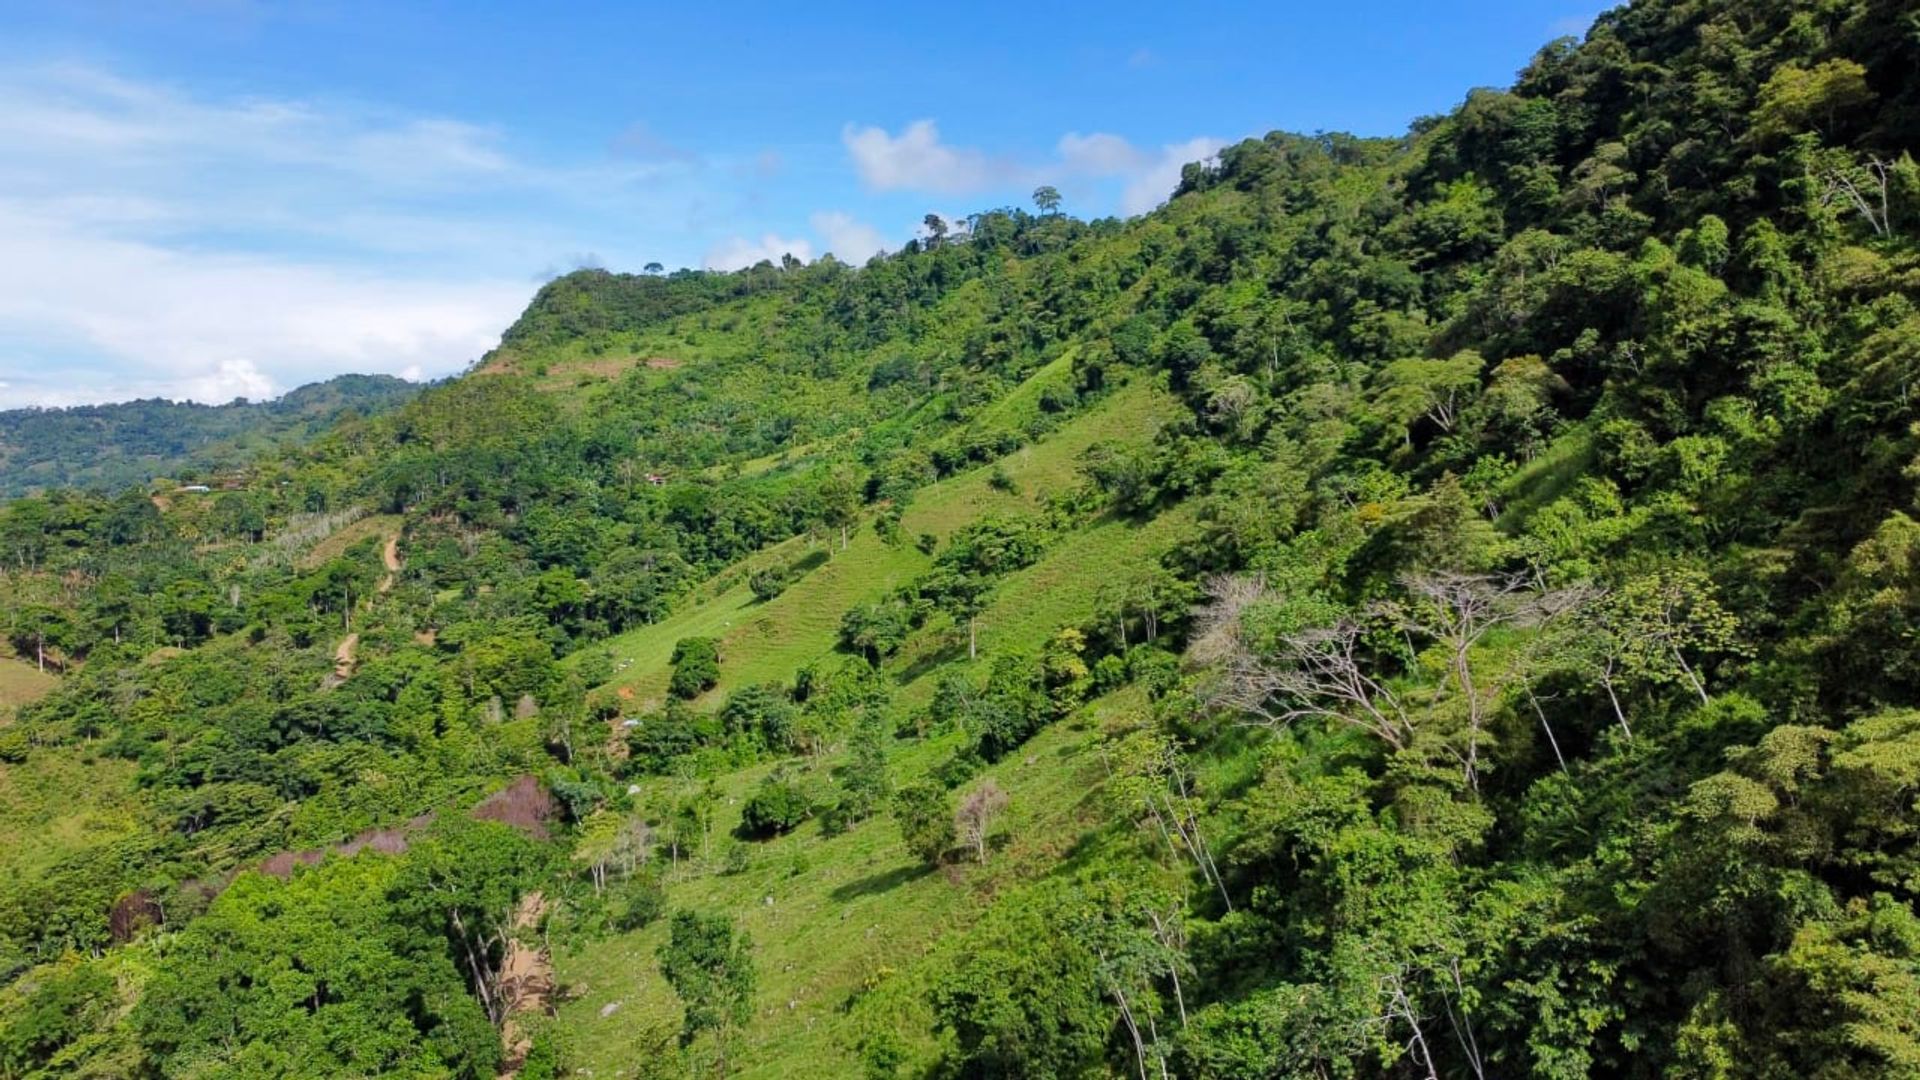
[326,531,397,689]
[498,891,554,1076]
[379,534,401,593]
[323,633,359,689]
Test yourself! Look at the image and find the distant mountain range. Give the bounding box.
[0,374,422,497]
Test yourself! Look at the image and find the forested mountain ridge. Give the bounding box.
[0,374,421,497]
[5,0,1920,1076]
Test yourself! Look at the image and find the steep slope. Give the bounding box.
[6,1,1920,1077]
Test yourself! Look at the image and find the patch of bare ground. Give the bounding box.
[322,633,358,688]
[498,892,555,1077]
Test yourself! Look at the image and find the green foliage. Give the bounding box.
[748,563,792,602]
[133,837,518,1079]
[0,375,419,497]
[737,775,811,838]
[610,872,667,933]
[931,883,1109,1079]
[658,910,756,1053]
[893,781,955,866]
[14,4,1920,1076]
[668,636,721,699]
[0,962,118,1076]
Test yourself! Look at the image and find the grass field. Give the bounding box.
[551,687,1148,1078]
[589,379,1182,715]
[0,747,145,883]
[893,503,1197,707]
[296,513,402,570]
[552,379,1190,1074]
[593,528,930,712]
[0,654,57,715]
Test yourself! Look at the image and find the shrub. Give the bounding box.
[668,637,720,699]
[738,777,811,838]
[612,872,666,932]
[0,728,28,764]
[720,683,797,752]
[894,781,955,866]
[1127,646,1182,698]
[625,700,719,775]
[748,564,790,602]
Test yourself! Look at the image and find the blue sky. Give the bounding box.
[0,0,1598,407]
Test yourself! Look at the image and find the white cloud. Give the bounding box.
[842,119,1223,217]
[1119,136,1227,215]
[0,62,723,405]
[0,64,515,191]
[809,211,888,263]
[0,198,526,407]
[703,233,814,271]
[842,119,1008,193]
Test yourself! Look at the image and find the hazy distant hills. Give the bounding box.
[0,374,422,497]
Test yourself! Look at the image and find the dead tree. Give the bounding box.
[956,779,1008,863]
[1822,157,1895,237]
[1391,572,1595,789]
[1206,615,1416,751]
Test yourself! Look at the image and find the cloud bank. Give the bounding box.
[844,118,1225,215]
[0,64,690,407]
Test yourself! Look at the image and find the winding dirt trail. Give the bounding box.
[325,532,397,690]
[379,534,401,593]
[498,891,554,1077]
[323,632,359,688]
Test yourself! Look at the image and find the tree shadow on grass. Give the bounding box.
[829,861,935,902]
[893,640,966,687]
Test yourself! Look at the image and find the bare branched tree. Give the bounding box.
[1188,574,1270,667]
[1390,571,1587,788]
[1207,615,1417,750]
[955,779,1008,863]
[1822,157,1895,237]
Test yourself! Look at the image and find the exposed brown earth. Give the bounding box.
[497,891,554,1077]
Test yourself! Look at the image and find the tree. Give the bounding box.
[1066,878,1194,1080]
[894,781,955,866]
[748,562,791,602]
[932,884,1109,1079]
[391,819,548,1032]
[738,775,810,838]
[817,468,862,550]
[136,845,506,1078]
[1388,571,1586,789]
[644,261,665,274]
[1585,568,1740,710]
[923,213,949,247]
[1372,351,1488,448]
[1094,564,1195,648]
[955,778,1008,863]
[669,637,721,699]
[1033,185,1062,216]
[838,711,892,822]
[658,910,756,1073]
[1754,59,1874,140]
[8,603,72,673]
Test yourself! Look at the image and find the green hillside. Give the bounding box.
[7,1,1920,1077]
[0,373,421,497]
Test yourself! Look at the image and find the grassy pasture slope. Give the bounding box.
[590,379,1181,711]
[553,688,1149,1077]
